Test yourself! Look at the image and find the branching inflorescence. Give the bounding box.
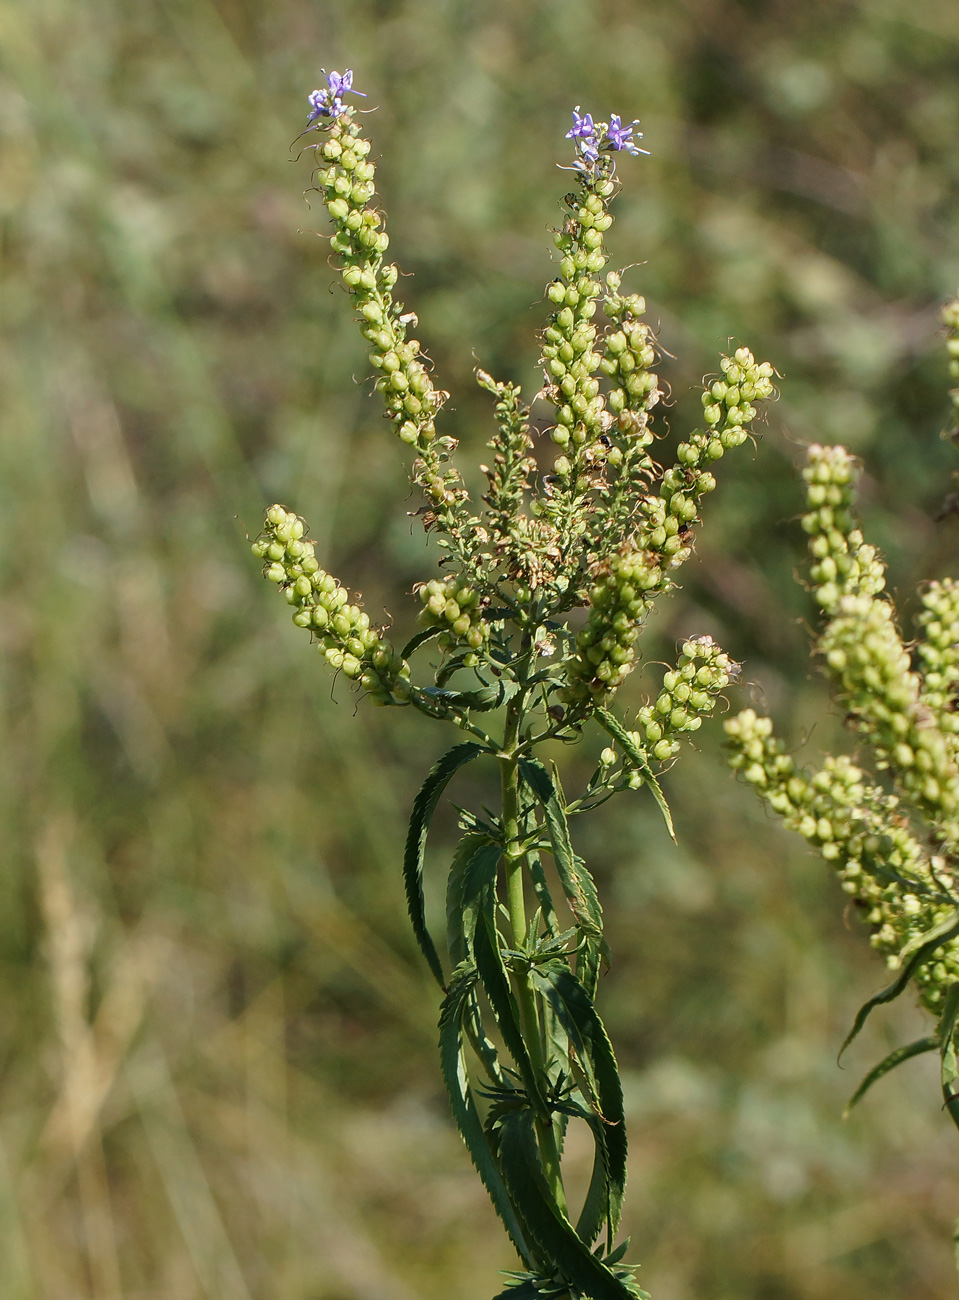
[725,295,959,1145]
[251,71,774,1300]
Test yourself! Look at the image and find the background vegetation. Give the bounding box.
[2,0,959,1295]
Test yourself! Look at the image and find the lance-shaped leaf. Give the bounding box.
[527,851,561,939]
[940,983,959,1133]
[439,976,535,1267]
[531,962,628,1242]
[519,758,604,941]
[496,1110,638,1300]
[838,909,959,1061]
[446,833,501,968]
[596,707,676,842]
[400,626,443,659]
[843,1036,938,1118]
[405,742,484,986]
[474,907,549,1116]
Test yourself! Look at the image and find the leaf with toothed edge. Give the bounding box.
[531,962,627,1243]
[596,706,675,842]
[519,757,605,942]
[404,742,484,987]
[474,904,549,1115]
[439,976,535,1268]
[446,833,501,968]
[838,910,959,1062]
[843,1036,938,1117]
[495,1110,641,1300]
[939,983,959,1132]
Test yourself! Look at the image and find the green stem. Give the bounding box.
[500,695,568,1214]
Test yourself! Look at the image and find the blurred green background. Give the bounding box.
[2,0,959,1296]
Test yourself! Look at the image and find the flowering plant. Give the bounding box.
[725,295,959,1216]
[251,72,773,1299]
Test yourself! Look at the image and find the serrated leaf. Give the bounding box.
[496,1111,638,1300]
[578,935,604,1002]
[419,681,521,714]
[940,983,959,1133]
[843,1036,938,1117]
[446,834,500,968]
[530,963,627,1242]
[519,758,604,940]
[838,911,959,1061]
[405,742,484,987]
[596,707,675,842]
[474,908,548,1114]
[400,626,442,659]
[527,851,561,938]
[439,979,535,1267]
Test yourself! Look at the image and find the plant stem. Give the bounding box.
[500,695,568,1213]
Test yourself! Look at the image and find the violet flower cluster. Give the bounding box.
[307,68,365,123]
[566,107,649,167]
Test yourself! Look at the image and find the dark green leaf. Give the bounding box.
[474,908,548,1114]
[531,963,627,1242]
[446,833,499,968]
[496,1110,637,1300]
[838,911,959,1061]
[940,984,959,1133]
[843,1036,938,1117]
[439,979,534,1267]
[415,680,521,714]
[578,935,604,1002]
[464,988,506,1087]
[527,851,561,938]
[596,708,676,842]
[400,626,442,659]
[939,982,959,1048]
[405,743,484,986]
[519,758,604,940]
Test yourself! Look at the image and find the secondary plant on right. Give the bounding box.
[725,291,959,1170]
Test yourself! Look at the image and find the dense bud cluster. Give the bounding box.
[727,325,959,1089]
[541,180,613,487]
[799,446,959,846]
[305,97,481,590]
[917,580,959,754]
[562,547,663,703]
[800,444,884,609]
[416,576,489,651]
[643,349,775,572]
[252,505,410,704]
[725,710,959,1009]
[634,636,740,762]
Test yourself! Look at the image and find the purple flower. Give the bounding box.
[307,88,342,122]
[566,107,597,146]
[607,114,649,156]
[307,68,366,124]
[326,69,366,101]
